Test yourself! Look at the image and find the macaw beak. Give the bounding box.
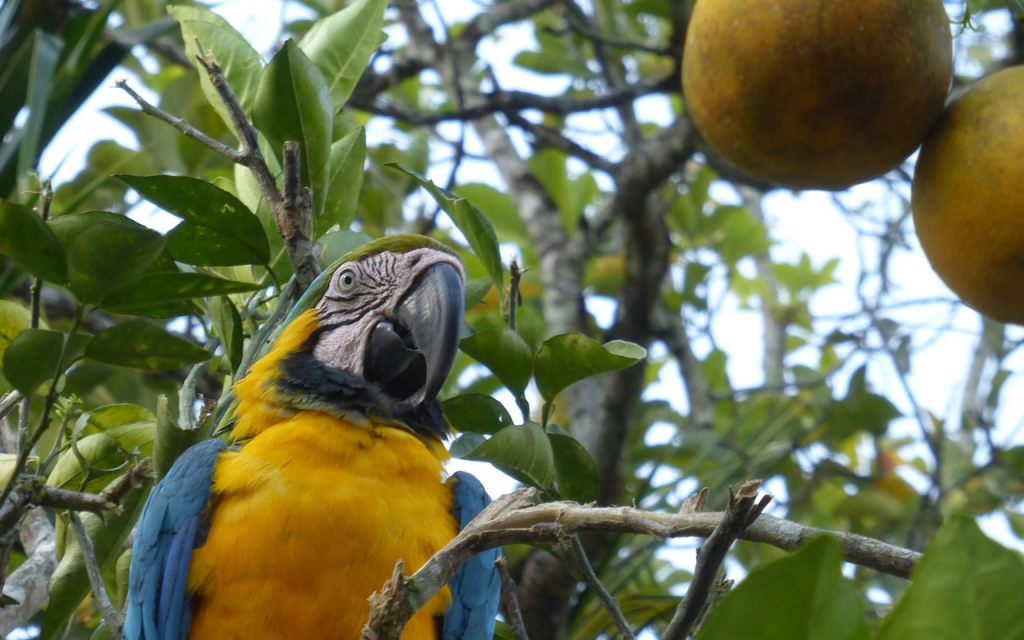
[364,263,464,405]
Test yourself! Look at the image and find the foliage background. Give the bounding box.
[0,0,1023,638]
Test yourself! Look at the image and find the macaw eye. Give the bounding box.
[337,270,357,291]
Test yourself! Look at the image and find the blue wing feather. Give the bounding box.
[123,439,226,640]
[443,471,501,640]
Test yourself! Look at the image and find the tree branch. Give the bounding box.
[351,78,673,126]
[662,481,772,640]
[69,512,123,639]
[0,508,56,635]
[564,535,636,640]
[115,80,246,164]
[496,558,530,640]
[361,487,921,638]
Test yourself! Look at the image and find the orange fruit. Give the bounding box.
[682,0,952,190]
[912,66,1024,324]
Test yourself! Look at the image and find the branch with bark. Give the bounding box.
[361,485,921,639]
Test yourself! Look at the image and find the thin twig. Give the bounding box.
[662,481,772,640]
[504,259,525,332]
[114,80,246,163]
[496,558,530,640]
[68,512,124,639]
[36,487,126,515]
[566,535,636,640]
[192,45,268,176]
[28,183,50,330]
[0,391,21,435]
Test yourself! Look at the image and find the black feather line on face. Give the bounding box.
[278,346,450,441]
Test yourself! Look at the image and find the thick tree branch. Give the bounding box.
[0,509,56,635]
[362,488,921,639]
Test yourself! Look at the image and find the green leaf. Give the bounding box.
[449,433,486,458]
[18,31,62,180]
[298,0,387,109]
[100,273,262,317]
[48,212,166,304]
[114,548,132,613]
[153,395,213,481]
[318,229,374,267]
[252,39,333,221]
[443,394,514,435]
[167,5,263,133]
[460,329,533,397]
[698,535,870,640]
[454,183,529,247]
[78,403,156,435]
[3,329,63,395]
[387,164,504,292]
[47,432,129,491]
[710,204,771,265]
[209,296,243,373]
[1007,0,1024,17]
[85,322,211,371]
[878,516,1024,640]
[464,278,493,311]
[0,452,21,489]
[117,174,269,266]
[825,365,901,443]
[320,126,366,233]
[0,300,32,361]
[462,422,555,489]
[526,148,596,232]
[0,199,67,283]
[549,432,598,502]
[534,334,646,402]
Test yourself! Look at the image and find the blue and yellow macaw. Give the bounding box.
[123,236,501,640]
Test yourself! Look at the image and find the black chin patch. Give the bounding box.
[364,320,426,401]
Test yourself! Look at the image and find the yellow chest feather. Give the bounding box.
[186,414,457,640]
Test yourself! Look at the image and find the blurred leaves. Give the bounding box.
[878,517,1024,640]
[698,536,870,640]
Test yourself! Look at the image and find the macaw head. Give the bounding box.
[234,235,466,440]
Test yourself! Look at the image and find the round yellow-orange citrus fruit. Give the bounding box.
[682,0,952,190]
[912,66,1024,324]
